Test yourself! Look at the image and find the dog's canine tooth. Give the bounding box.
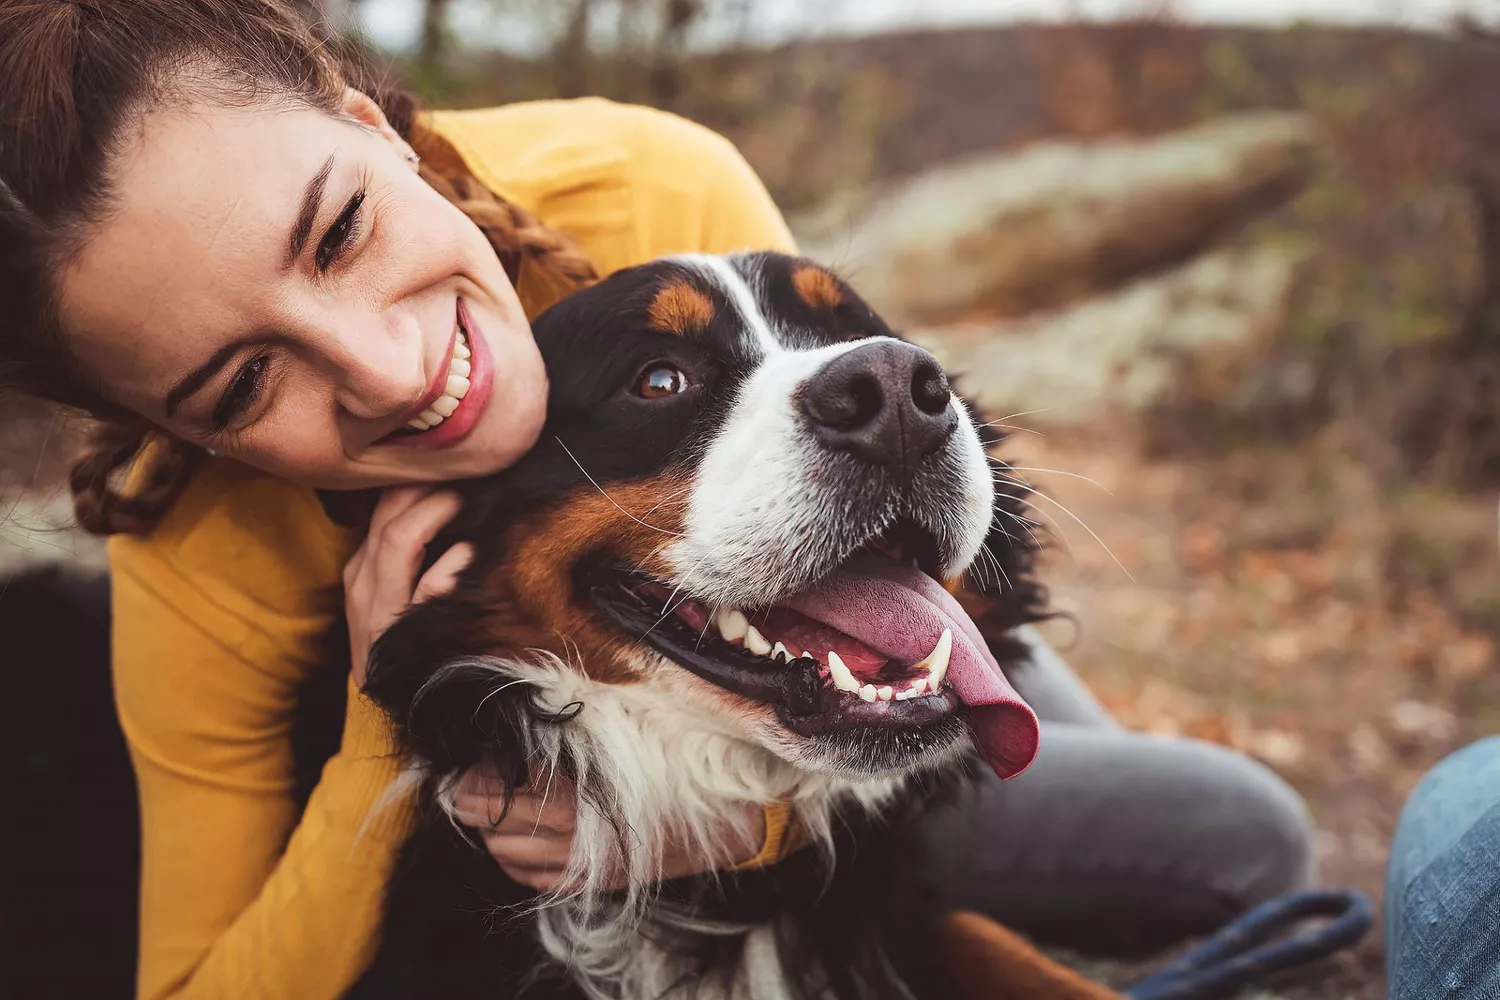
[858,684,877,703]
[745,624,772,657]
[827,651,861,693]
[716,608,749,643]
[912,628,952,689]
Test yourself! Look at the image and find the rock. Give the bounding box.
[908,244,1300,427]
[792,112,1316,326]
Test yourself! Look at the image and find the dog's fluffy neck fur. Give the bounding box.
[426,652,914,1000]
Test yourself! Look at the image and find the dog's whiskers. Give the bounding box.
[1003,465,1113,495]
[557,438,684,537]
[1003,482,1134,581]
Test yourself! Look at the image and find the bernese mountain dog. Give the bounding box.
[343,251,1052,1000]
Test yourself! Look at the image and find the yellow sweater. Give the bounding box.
[109,98,798,1000]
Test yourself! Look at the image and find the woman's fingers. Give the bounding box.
[413,542,475,605]
[451,770,578,834]
[367,490,462,595]
[344,488,463,685]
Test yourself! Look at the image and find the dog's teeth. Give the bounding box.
[771,641,790,663]
[858,684,878,703]
[716,608,749,643]
[907,677,929,696]
[913,628,952,689]
[827,651,861,693]
[745,625,772,657]
[896,689,917,701]
[876,685,894,702]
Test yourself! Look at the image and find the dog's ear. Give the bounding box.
[363,590,546,785]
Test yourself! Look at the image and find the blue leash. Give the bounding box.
[1121,888,1375,1000]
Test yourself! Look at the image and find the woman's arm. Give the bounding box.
[109,474,468,999]
[114,568,409,1000]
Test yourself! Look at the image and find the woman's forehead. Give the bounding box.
[57,102,366,406]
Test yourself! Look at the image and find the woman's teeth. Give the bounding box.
[406,331,472,432]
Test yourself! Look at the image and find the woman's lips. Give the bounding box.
[384,300,494,450]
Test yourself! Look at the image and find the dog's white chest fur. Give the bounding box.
[442,654,911,1000]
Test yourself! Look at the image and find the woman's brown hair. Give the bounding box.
[0,0,598,535]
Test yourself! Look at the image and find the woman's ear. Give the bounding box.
[340,87,420,169]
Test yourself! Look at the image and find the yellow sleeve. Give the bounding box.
[619,103,799,260]
[110,467,414,1000]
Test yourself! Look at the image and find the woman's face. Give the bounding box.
[57,88,548,490]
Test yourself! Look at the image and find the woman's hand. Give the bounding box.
[452,767,768,891]
[344,488,768,890]
[343,486,474,686]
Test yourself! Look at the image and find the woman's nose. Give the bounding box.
[325,313,427,422]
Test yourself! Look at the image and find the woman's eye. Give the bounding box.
[212,355,270,430]
[634,363,688,399]
[315,190,365,272]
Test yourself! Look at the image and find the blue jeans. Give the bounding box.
[1386,735,1500,998]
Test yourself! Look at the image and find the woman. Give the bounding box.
[0,2,1317,998]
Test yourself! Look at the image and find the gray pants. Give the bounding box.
[916,627,1317,956]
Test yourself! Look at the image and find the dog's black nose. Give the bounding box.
[801,340,957,474]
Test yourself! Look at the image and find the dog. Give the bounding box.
[344,251,1052,1000]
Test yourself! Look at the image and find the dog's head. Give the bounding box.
[367,252,1044,789]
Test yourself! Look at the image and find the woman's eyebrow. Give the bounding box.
[284,154,336,269]
[164,342,243,418]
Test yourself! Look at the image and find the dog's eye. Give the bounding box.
[635,363,688,399]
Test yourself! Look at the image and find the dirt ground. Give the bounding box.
[995,413,1500,1000]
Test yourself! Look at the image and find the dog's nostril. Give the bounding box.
[842,374,884,430]
[911,363,951,416]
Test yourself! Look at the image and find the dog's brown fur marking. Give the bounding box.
[792,265,844,311]
[486,474,693,682]
[648,282,715,336]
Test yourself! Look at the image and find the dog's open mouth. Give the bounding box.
[589,520,1040,777]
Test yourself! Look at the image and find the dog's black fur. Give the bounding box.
[0,252,1046,1000]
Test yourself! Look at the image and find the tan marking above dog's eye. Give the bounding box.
[635,363,688,399]
[648,282,715,335]
[792,265,844,311]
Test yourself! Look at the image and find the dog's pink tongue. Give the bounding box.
[782,555,1040,779]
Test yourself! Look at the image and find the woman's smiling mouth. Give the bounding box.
[383,299,494,451]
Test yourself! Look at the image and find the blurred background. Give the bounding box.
[11,1,1500,995]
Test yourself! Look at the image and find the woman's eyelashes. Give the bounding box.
[315,188,366,273]
[211,354,271,431]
